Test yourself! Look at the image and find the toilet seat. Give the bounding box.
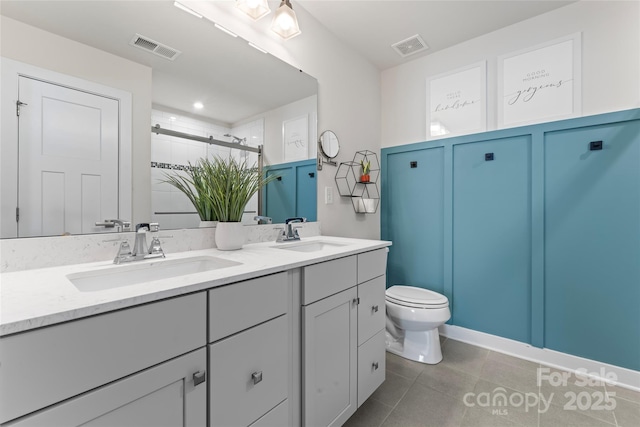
[386,285,449,309]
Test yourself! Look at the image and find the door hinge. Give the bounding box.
[16,100,28,117]
[16,207,20,222]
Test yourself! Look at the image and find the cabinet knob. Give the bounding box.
[352,297,360,306]
[252,371,263,385]
[372,305,379,313]
[193,371,206,387]
[372,362,379,371]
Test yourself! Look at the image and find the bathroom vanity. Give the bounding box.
[0,236,390,427]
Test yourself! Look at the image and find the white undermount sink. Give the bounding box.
[67,256,242,292]
[274,240,347,253]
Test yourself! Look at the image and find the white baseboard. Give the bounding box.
[439,324,640,392]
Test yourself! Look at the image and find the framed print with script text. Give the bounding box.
[426,62,487,140]
[498,33,581,128]
[283,115,308,162]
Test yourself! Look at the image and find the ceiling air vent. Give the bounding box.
[391,34,428,58]
[129,34,181,61]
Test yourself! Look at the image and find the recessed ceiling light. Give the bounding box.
[170,116,177,121]
[194,102,204,109]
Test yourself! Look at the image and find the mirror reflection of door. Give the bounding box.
[18,77,119,237]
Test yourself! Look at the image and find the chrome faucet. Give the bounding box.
[276,217,306,242]
[114,222,165,264]
[254,215,273,225]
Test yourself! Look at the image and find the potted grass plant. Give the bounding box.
[165,156,277,250]
[162,159,217,227]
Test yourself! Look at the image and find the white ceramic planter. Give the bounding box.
[215,222,245,250]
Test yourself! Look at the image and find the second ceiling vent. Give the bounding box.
[391,34,428,58]
[129,34,182,61]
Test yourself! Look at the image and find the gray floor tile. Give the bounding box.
[380,411,433,427]
[480,358,540,394]
[370,370,415,407]
[417,363,479,400]
[487,350,540,372]
[385,351,425,381]
[604,383,640,404]
[440,339,489,377]
[343,396,394,427]
[538,368,615,425]
[613,397,640,427]
[472,379,540,427]
[392,382,467,427]
[539,401,615,426]
[461,406,521,427]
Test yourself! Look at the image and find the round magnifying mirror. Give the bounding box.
[319,130,340,159]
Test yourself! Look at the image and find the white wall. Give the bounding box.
[381,0,640,147]
[0,16,153,225]
[187,1,382,239]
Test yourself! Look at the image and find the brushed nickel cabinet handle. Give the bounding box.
[193,371,206,387]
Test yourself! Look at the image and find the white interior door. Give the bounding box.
[18,76,119,237]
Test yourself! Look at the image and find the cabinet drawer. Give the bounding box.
[358,275,386,346]
[209,272,287,342]
[303,255,357,305]
[0,292,206,424]
[248,399,289,427]
[209,315,289,427]
[358,249,387,284]
[357,329,386,407]
[5,348,207,427]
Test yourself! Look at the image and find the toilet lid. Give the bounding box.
[386,285,448,308]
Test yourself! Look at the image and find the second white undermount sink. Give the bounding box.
[67,256,242,292]
[274,240,347,253]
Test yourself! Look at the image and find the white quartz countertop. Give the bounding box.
[0,236,391,336]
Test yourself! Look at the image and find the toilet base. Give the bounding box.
[385,328,443,364]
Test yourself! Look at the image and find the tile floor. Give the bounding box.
[344,337,640,427]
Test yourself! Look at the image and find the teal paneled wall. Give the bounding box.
[296,163,317,222]
[544,122,640,370]
[264,159,317,223]
[385,148,444,294]
[381,109,640,371]
[452,137,531,343]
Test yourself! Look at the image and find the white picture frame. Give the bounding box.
[498,33,582,128]
[426,61,487,140]
[283,115,308,162]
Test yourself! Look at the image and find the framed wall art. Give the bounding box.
[498,33,582,128]
[426,61,487,140]
[283,115,308,162]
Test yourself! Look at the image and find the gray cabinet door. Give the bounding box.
[303,286,358,427]
[8,348,207,427]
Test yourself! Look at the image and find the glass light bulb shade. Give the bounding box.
[236,0,270,21]
[271,1,301,40]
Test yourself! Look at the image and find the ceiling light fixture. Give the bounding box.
[236,0,271,21]
[173,1,202,19]
[214,23,239,38]
[193,102,204,109]
[271,0,301,40]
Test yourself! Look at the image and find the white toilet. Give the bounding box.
[385,285,451,364]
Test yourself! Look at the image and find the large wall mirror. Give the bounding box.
[0,0,318,238]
